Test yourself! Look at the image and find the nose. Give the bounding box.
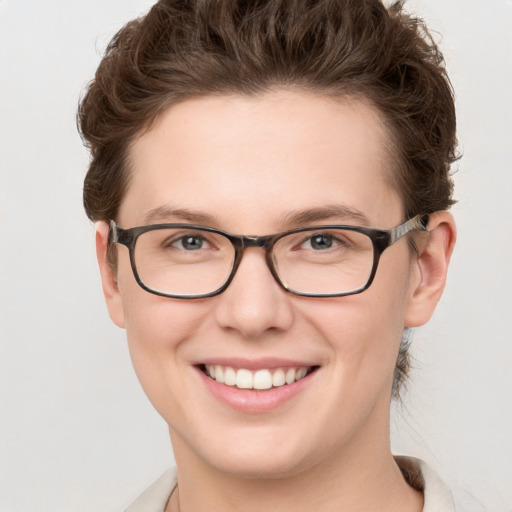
[213,248,294,339]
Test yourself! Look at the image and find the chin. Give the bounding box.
[177,424,325,481]
[209,451,311,481]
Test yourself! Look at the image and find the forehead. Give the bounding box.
[121,91,401,230]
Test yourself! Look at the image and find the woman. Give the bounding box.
[78,1,457,510]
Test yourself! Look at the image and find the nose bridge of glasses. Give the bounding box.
[239,235,272,249]
[229,234,279,284]
[230,234,275,264]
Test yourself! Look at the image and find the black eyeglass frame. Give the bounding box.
[108,214,429,299]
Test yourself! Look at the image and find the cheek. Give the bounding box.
[116,254,209,354]
[118,280,209,410]
[312,300,403,378]
[122,295,207,358]
[304,256,412,387]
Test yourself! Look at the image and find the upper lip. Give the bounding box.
[195,357,319,370]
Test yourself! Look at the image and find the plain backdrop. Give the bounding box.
[1,1,511,511]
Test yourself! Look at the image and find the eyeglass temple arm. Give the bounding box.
[108,220,119,244]
[389,214,429,244]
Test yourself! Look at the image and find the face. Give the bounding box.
[97,91,452,479]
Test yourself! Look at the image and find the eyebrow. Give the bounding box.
[283,205,370,227]
[142,204,370,229]
[143,206,217,225]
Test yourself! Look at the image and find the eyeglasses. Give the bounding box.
[108,214,429,299]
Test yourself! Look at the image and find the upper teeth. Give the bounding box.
[205,365,310,390]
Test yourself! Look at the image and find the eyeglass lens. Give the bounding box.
[132,227,375,297]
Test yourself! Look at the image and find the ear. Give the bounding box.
[404,211,457,328]
[95,221,126,329]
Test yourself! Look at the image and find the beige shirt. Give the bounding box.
[125,456,456,512]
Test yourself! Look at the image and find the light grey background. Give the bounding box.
[1,1,511,511]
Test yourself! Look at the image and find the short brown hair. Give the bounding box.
[78,0,458,396]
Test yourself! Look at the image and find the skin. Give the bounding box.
[96,91,456,512]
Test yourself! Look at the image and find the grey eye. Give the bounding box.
[177,235,206,250]
[308,234,333,250]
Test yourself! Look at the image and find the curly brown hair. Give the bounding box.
[78,0,458,397]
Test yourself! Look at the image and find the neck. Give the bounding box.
[166,433,423,512]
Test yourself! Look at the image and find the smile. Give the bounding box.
[202,365,315,390]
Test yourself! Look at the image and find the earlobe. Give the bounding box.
[95,222,126,329]
[404,211,457,328]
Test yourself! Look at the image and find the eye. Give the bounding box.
[301,232,343,251]
[169,234,210,251]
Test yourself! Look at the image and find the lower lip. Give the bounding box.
[197,368,317,414]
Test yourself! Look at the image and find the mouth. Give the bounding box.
[199,364,318,391]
